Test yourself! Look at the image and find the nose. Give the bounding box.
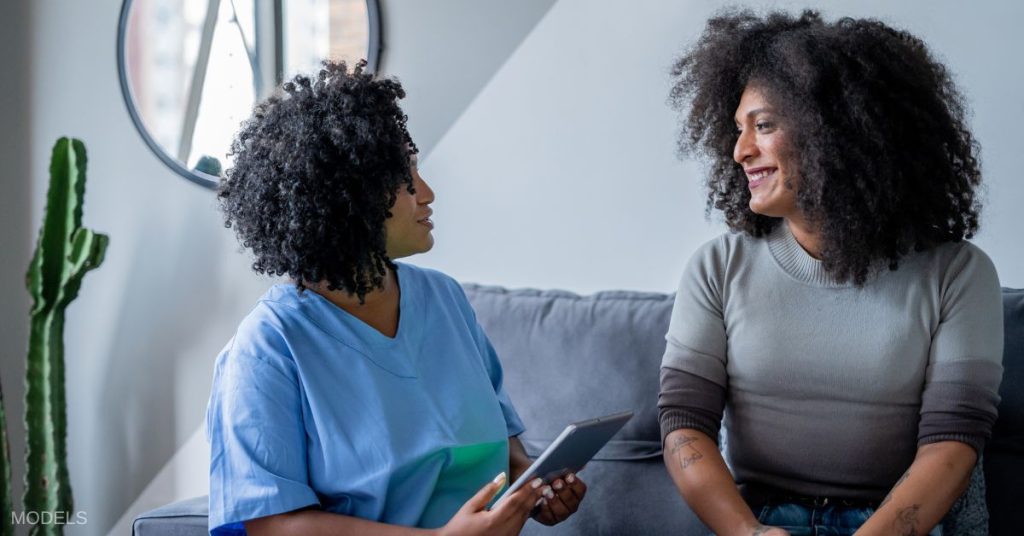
[733,128,758,164]
[413,170,435,205]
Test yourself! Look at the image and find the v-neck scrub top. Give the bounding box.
[206,263,525,534]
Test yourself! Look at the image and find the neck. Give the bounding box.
[307,267,397,309]
[785,217,822,259]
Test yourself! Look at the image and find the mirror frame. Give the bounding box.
[116,0,383,189]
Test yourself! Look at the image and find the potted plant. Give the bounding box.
[1,138,108,535]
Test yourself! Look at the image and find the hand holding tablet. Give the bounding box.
[493,410,633,507]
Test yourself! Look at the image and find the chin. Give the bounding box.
[749,200,784,217]
[405,241,434,257]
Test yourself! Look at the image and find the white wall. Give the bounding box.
[414,0,1024,292]
[18,0,560,534]
[25,1,274,533]
[4,0,1023,535]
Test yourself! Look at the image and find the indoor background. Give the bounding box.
[0,0,1021,534]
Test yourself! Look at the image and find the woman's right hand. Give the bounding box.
[437,472,548,536]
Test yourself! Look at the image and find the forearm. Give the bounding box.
[509,436,532,482]
[663,428,761,536]
[245,509,436,536]
[856,441,976,536]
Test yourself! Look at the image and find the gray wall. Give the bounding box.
[0,0,33,523]
[2,0,1022,535]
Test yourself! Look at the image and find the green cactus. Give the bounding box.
[1,382,12,535]
[19,138,108,535]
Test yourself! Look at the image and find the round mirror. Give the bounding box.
[117,0,381,189]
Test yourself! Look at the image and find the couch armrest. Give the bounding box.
[132,496,208,536]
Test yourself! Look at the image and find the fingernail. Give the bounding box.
[543,487,555,499]
[553,480,564,490]
[534,497,545,507]
[566,474,576,484]
[493,472,507,486]
[531,478,543,489]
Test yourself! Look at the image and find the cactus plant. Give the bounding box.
[1,384,12,535]
[16,138,108,535]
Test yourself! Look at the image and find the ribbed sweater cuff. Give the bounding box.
[918,433,986,455]
[659,408,721,447]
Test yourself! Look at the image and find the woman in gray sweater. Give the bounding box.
[658,10,1002,536]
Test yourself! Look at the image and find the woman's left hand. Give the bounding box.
[530,472,587,525]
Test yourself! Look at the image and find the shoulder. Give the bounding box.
[899,241,1002,318]
[690,229,765,262]
[937,240,997,276]
[396,262,468,303]
[915,240,999,291]
[395,261,457,286]
[682,230,764,280]
[216,285,306,382]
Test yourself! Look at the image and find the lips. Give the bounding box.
[417,210,434,229]
[745,166,776,189]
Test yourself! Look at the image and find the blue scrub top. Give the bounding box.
[207,263,524,534]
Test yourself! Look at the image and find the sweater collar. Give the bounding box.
[766,223,853,288]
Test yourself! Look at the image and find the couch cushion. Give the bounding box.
[985,287,1024,536]
[463,285,673,460]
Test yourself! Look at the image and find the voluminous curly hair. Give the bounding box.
[671,9,982,284]
[218,60,417,301]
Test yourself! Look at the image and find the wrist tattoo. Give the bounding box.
[669,434,703,470]
[881,469,910,508]
[893,504,921,536]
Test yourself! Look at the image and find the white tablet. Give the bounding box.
[493,410,634,506]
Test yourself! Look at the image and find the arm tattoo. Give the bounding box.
[880,469,910,508]
[893,504,921,536]
[669,434,703,470]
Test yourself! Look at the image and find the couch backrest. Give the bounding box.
[985,288,1024,535]
[465,284,1024,536]
[464,285,672,458]
[134,285,1024,536]
[463,285,707,535]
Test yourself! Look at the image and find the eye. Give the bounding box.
[755,121,774,131]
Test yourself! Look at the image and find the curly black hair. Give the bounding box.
[218,60,417,301]
[670,9,982,284]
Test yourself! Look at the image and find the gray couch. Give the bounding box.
[134,286,1024,535]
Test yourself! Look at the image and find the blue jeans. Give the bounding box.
[756,503,942,536]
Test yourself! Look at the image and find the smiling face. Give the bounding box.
[383,153,435,259]
[733,85,800,219]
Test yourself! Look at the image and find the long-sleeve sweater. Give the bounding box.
[658,223,1003,501]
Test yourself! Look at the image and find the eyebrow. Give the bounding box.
[735,108,771,123]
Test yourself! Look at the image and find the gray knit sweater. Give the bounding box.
[658,224,1003,500]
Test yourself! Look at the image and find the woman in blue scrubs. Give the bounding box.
[207,60,587,535]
